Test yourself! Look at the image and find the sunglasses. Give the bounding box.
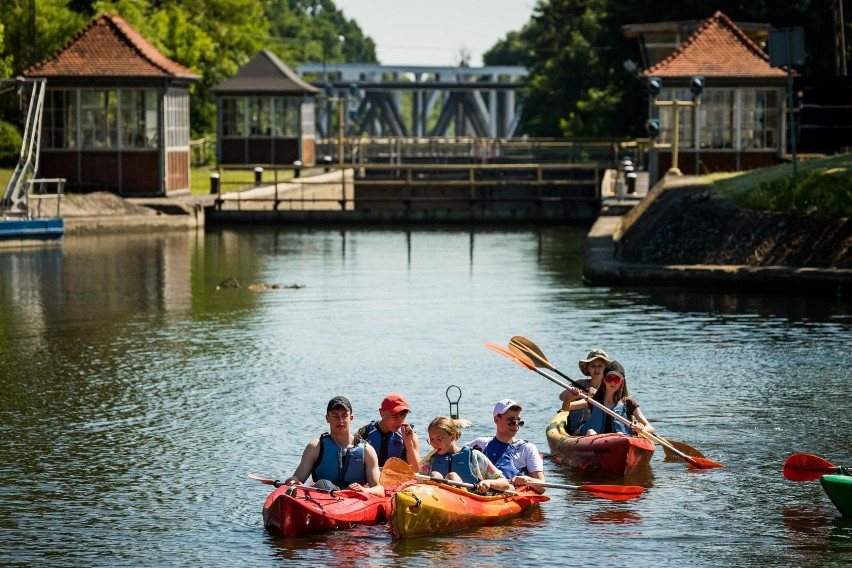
[604,374,624,384]
[506,418,524,427]
[428,436,448,445]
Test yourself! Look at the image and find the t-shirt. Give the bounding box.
[466,436,543,477]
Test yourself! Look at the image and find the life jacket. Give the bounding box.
[427,446,478,485]
[358,421,406,466]
[311,433,368,487]
[483,438,529,479]
[580,400,633,436]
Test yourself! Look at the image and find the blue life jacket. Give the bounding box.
[311,433,368,487]
[580,400,633,436]
[428,446,478,485]
[359,421,406,466]
[484,438,529,479]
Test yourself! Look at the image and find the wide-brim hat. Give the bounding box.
[578,348,610,376]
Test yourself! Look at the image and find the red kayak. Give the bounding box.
[546,411,655,477]
[262,484,393,537]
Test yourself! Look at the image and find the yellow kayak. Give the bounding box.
[389,480,548,538]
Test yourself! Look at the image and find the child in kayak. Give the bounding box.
[355,393,421,469]
[564,361,655,437]
[466,399,546,494]
[282,395,385,496]
[421,416,511,494]
[558,348,610,435]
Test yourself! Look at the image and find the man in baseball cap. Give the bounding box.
[356,393,420,468]
[282,395,384,496]
[465,398,546,494]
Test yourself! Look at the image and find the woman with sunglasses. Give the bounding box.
[466,399,546,494]
[420,416,511,494]
[564,361,655,437]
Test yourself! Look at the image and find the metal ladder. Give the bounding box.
[1,78,46,217]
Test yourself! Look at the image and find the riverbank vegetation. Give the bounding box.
[709,154,852,218]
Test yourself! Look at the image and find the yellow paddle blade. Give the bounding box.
[380,457,416,487]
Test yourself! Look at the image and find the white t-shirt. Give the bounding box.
[466,436,544,476]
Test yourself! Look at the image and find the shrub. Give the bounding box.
[0,120,22,165]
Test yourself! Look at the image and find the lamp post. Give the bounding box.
[647,76,703,176]
[325,83,353,210]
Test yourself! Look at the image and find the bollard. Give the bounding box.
[253,166,263,186]
[322,155,332,173]
[293,160,302,179]
[626,172,638,194]
[209,172,220,194]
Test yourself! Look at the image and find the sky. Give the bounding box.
[333,0,537,67]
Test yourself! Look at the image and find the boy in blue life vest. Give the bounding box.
[356,393,421,469]
[283,396,384,496]
[467,399,547,494]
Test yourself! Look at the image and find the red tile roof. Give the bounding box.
[24,13,199,79]
[643,11,787,78]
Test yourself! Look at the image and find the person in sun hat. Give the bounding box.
[355,393,421,469]
[283,395,384,496]
[563,361,655,437]
[558,348,611,435]
[466,399,546,494]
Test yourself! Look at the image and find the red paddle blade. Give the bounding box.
[685,456,725,470]
[247,473,276,485]
[485,341,535,369]
[783,453,838,481]
[580,484,644,501]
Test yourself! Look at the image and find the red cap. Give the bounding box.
[380,393,410,413]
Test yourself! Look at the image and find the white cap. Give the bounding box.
[493,399,522,417]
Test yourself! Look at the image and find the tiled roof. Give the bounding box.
[211,50,320,95]
[642,11,787,78]
[23,13,199,79]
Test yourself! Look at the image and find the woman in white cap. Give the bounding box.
[559,348,610,435]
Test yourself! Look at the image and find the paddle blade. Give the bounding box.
[685,456,725,470]
[380,457,416,487]
[508,337,554,370]
[783,453,838,481]
[580,484,645,501]
[660,438,706,460]
[486,341,535,370]
[247,472,276,485]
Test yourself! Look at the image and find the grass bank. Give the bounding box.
[707,153,852,217]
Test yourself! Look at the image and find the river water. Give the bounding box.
[1,226,850,567]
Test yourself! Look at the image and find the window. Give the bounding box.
[80,90,118,148]
[740,90,778,149]
[221,98,245,137]
[164,88,189,148]
[43,90,77,149]
[121,90,158,148]
[698,90,734,149]
[272,97,301,137]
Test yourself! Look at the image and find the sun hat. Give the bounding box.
[603,360,626,380]
[493,399,522,417]
[326,395,353,413]
[380,393,410,413]
[578,348,611,376]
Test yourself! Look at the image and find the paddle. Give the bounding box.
[783,454,845,482]
[246,473,370,499]
[523,480,644,501]
[508,336,706,461]
[383,457,639,501]
[486,342,724,470]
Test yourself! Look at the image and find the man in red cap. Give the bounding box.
[356,393,420,468]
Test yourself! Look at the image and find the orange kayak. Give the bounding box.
[262,484,393,537]
[389,481,548,538]
[546,411,655,477]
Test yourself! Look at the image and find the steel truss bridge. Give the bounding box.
[295,63,527,139]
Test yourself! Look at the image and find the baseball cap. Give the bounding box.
[603,361,626,380]
[493,398,522,417]
[380,393,410,413]
[327,396,353,413]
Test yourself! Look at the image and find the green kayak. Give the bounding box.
[820,473,852,516]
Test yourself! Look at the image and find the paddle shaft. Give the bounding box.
[414,473,517,495]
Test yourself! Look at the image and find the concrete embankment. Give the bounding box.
[583,215,852,296]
